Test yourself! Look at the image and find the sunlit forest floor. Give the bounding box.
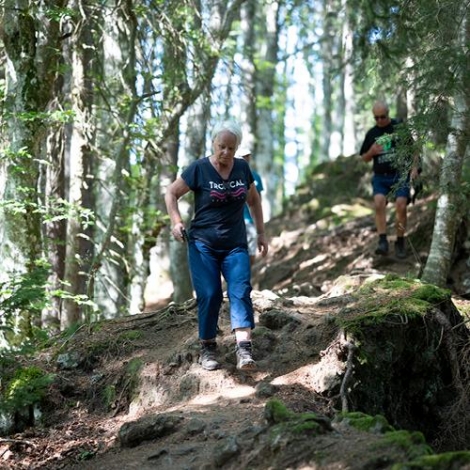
[4,158,470,469]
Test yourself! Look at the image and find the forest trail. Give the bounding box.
[3,158,470,469]
[10,279,469,470]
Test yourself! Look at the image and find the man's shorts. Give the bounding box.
[245,222,258,256]
[372,173,411,200]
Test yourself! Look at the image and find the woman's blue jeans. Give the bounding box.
[188,240,254,340]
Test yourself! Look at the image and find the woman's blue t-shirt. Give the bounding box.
[181,157,254,250]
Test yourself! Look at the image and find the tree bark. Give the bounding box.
[340,1,356,157]
[421,7,470,286]
[61,1,96,327]
[2,0,67,334]
[254,1,281,220]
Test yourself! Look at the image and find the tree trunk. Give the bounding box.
[320,1,334,161]
[43,122,66,332]
[340,2,356,157]
[421,8,470,287]
[2,0,66,335]
[254,1,281,220]
[152,0,246,303]
[2,3,44,266]
[62,1,96,328]
[169,93,212,303]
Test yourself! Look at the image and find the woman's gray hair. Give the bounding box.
[211,120,243,146]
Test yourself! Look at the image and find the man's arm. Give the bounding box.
[361,143,383,162]
[402,126,421,179]
[410,153,421,179]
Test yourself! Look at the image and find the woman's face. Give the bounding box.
[213,131,238,167]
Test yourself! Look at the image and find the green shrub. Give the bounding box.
[1,365,55,414]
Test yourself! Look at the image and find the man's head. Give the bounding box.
[372,101,391,128]
[236,147,251,163]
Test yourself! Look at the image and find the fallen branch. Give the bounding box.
[0,438,36,447]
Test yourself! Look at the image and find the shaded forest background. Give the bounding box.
[0,0,469,348]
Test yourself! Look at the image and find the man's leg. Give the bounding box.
[374,194,388,234]
[394,196,408,258]
[395,196,408,237]
[374,193,389,255]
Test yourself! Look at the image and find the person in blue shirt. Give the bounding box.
[165,121,268,371]
[236,147,264,266]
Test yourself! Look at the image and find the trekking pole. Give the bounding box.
[407,237,424,274]
[181,228,189,243]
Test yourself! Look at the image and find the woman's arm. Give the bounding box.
[164,177,191,241]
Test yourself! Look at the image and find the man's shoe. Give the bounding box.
[199,342,220,370]
[395,242,407,259]
[236,341,257,370]
[375,238,389,255]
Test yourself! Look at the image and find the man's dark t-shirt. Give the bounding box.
[360,119,412,175]
[181,157,254,250]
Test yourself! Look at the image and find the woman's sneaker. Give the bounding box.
[236,341,257,370]
[199,342,220,370]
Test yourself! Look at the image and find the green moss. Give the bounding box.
[410,284,451,304]
[103,385,116,408]
[392,451,470,469]
[360,276,450,305]
[337,277,450,337]
[336,303,423,337]
[290,415,321,434]
[126,357,143,375]
[126,357,143,400]
[384,429,427,446]
[101,359,142,410]
[118,330,142,341]
[376,274,414,289]
[378,430,433,460]
[88,340,111,356]
[2,366,55,413]
[265,400,326,441]
[336,411,394,433]
[265,398,295,424]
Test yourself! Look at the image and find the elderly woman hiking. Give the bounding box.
[165,120,268,371]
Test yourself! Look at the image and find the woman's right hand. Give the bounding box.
[171,222,186,242]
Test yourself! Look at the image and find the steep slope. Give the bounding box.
[2,155,470,470]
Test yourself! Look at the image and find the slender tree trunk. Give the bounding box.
[340,2,356,157]
[321,23,333,160]
[43,122,66,331]
[420,143,466,287]
[254,1,281,220]
[239,1,256,146]
[169,93,211,303]
[421,8,470,287]
[87,3,140,319]
[62,1,96,327]
[167,120,194,303]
